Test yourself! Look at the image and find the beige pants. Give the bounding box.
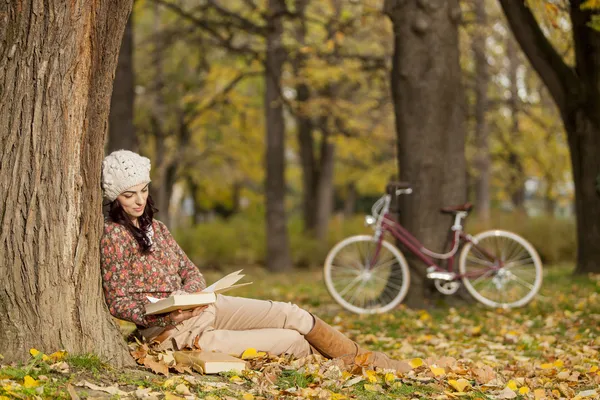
[145,295,315,358]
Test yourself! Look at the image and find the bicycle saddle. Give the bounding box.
[440,202,473,214]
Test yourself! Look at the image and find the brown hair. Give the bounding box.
[106,195,158,253]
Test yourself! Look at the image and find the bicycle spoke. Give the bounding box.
[337,275,364,298]
[503,257,534,270]
[507,272,537,291]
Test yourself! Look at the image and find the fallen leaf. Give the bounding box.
[577,389,598,398]
[409,358,424,368]
[77,380,128,396]
[384,372,396,385]
[164,393,185,400]
[364,369,378,383]
[519,386,530,395]
[363,383,383,392]
[143,356,169,376]
[23,375,39,388]
[430,365,446,376]
[495,387,517,399]
[241,348,258,359]
[448,378,470,392]
[242,394,254,400]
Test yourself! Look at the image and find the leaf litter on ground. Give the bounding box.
[1,265,599,399]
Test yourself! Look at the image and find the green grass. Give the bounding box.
[276,369,314,389]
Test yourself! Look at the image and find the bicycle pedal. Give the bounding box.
[426,271,456,281]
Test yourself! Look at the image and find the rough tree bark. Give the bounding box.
[108,13,137,153]
[0,0,134,365]
[499,0,600,274]
[265,0,292,271]
[384,0,468,308]
[473,0,491,222]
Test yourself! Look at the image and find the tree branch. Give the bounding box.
[205,0,267,34]
[498,0,579,114]
[153,0,262,57]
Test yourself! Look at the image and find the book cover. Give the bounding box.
[173,350,246,374]
[144,270,252,315]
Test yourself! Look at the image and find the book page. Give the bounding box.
[202,269,245,293]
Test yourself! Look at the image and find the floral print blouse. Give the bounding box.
[100,219,206,328]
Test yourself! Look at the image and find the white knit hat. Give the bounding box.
[102,150,151,201]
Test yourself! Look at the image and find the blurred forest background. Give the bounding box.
[106,0,577,272]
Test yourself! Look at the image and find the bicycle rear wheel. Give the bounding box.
[459,230,543,308]
[324,235,410,314]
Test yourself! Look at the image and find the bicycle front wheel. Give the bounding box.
[324,235,410,314]
[459,230,543,308]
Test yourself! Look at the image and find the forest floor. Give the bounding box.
[1,264,599,399]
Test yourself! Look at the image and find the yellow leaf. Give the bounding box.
[230,375,244,384]
[363,384,382,392]
[0,396,11,400]
[470,326,482,335]
[29,348,41,358]
[519,386,530,395]
[409,358,424,368]
[448,378,470,392]
[365,370,378,383]
[384,372,396,385]
[241,348,258,359]
[342,371,353,380]
[41,354,50,362]
[589,365,598,373]
[419,311,431,321]
[163,377,181,388]
[553,360,564,368]
[164,393,185,400]
[242,394,254,400]
[539,363,553,369]
[330,393,347,400]
[430,365,446,376]
[23,375,39,388]
[507,380,518,390]
[49,351,67,361]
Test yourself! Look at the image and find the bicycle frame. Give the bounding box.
[369,195,500,279]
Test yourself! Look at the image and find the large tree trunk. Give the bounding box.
[473,0,491,222]
[499,0,600,274]
[0,0,134,365]
[265,0,292,271]
[384,0,467,308]
[108,13,137,153]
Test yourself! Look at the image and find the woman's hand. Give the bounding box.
[167,305,208,325]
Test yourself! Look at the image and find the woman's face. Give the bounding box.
[116,183,149,222]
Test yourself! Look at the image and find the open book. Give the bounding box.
[144,270,252,315]
[173,350,246,374]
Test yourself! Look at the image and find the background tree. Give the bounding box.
[499,0,600,273]
[0,0,134,364]
[264,0,293,271]
[384,0,468,307]
[108,13,138,153]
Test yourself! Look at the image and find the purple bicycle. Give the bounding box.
[324,182,543,314]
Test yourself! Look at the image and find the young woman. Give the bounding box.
[100,150,409,372]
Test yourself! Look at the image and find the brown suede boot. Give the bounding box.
[304,316,411,373]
